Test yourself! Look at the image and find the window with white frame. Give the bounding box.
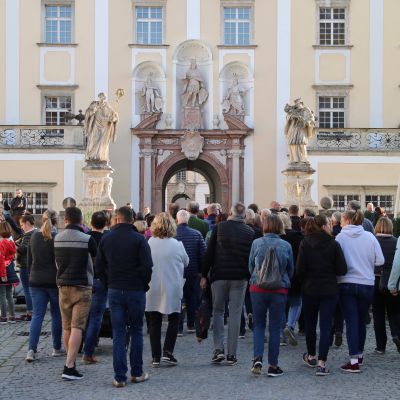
[44,96,72,125]
[176,171,187,181]
[319,7,346,45]
[224,7,251,45]
[135,6,163,45]
[332,194,360,211]
[45,4,72,43]
[318,96,345,128]
[365,195,394,213]
[0,191,49,214]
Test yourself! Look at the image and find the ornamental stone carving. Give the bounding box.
[180,129,204,160]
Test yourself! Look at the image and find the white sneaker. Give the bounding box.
[26,349,36,362]
[52,348,66,357]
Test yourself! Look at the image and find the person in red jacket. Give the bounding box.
[0,221,18,324]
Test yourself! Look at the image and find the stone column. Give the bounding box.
[228,149,243,205]
[140,149,155,210]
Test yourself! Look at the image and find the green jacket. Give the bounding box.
[188,215,209,240]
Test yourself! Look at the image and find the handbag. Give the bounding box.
[378,267,391,292]
[256,245,282,290]
[6,261,20,285]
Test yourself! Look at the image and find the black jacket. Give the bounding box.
[290,216,301,232]
[375,235,397,275]
[96,223,153,291]
[202,219,255,282]
[296,232,347,296]
[28,231,57,288]
[281,229,304,295]
[17,229,37,268]
[10,196,26,216]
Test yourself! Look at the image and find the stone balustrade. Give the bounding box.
[0,125,85,150]
[308,128,400,153]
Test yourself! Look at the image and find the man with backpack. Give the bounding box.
[201,202,254,365]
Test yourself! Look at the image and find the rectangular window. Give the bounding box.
[176,171,187,181]
[318,96,345,128]
[332,194,360,211]
[224,7,251,45]
[319,7,346,45]
[45,96,71,125]
[45,4,72,43]
[365,195,394,213]
[0,191,48,214]
[136,6,163,45]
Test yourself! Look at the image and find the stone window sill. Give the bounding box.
[128,44,169,49]
[37,43,78,48]
[217,45,258,49]
[313,45,353,50]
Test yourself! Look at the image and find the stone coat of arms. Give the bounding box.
[181,129,204,160]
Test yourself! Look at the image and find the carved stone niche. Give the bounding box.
[220,62,253,120]
[133,61,166,117]
[174,40,213,129]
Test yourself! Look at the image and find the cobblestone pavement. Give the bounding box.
[1,309,400,400]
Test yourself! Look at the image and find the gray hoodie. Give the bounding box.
[336,225,384,286]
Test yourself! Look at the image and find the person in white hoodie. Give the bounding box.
[336,209,384,373]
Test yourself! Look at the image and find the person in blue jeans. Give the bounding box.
[96,206,153,388]
[296,215,347,375]
[82,211,108,364]
[17,213,37,321]
[248,214,294,377]
[336,207,384,373]
[26,210,63,362]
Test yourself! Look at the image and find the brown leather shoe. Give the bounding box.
[82,355,98,364]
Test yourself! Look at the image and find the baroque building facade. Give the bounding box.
[1,0,400,214]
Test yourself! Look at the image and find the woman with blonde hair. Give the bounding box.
[146,213,189,367]
[25,210,63,362]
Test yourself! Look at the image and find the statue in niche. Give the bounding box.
[284,98,316,164]
[222,73,246,115]
[139,72,163,113]
[181,59,208,108]
[84,92,120,162]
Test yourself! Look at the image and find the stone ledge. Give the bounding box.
[36,43,78,48]
[128,43,170,49]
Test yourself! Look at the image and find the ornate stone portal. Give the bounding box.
[132,113,252,213]
[282,98,317,211]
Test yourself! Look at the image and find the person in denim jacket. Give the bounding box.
[248,214,294,377]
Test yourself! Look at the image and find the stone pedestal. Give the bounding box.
[181,106,202,129]
[80,161,116,213]
[282,163,317,211]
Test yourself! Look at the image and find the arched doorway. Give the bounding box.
[162,159,221,211]
[132,113,252,213]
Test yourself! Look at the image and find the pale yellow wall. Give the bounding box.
[291,0,315,109]
[44,52,71,82]
[252,0,277,206]
[0,1,5,123]
[318,163,400,191]
[108,0,133,206]
[19,0,41,124]
[0,160,64,209]
[383,0,400,128]
[75,0,95,120]
[319,54,347,82]
[349,0,370,127]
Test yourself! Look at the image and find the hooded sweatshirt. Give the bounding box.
[336,225,384,286]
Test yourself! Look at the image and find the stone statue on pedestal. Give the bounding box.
[222,73,246,115]
[81,90,124,212]
[284,98,316,164]
[84,92,119,162]
[181,59,208,108]
[139,72,163,113]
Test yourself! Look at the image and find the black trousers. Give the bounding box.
[148,311,180,358]
[372,277,400,351]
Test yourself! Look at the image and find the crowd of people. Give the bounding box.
[1,190,400,387]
